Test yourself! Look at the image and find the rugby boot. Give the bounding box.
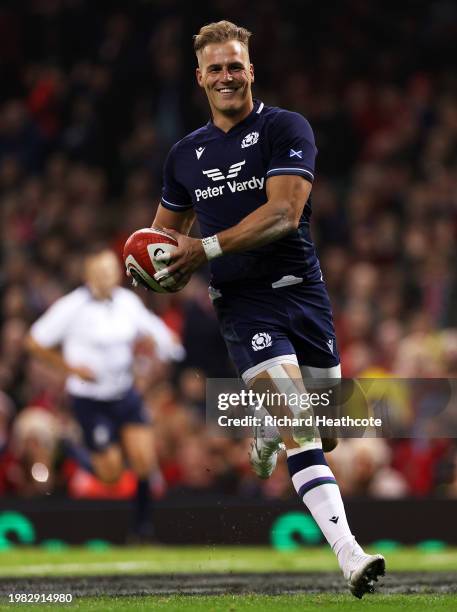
[341,542,386,598]
[249,421,284,479]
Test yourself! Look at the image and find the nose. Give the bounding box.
[221,67,233,82]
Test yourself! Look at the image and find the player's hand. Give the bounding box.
[125,266,141,288]
[69,365,96,382]
[153,228,206,287]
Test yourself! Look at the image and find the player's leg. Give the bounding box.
[118,389,157,539]
[290,278,343,451]
[91,444,124,483]
[69,395,123,482]
[121,424,157,539]
[300,364,342,452]
[121,423,156,479]
[241,354,297,478]
[247,361,385,598]
[244,359,341,471]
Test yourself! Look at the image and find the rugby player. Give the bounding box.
[149,21,385,596]
[26,248,183,539]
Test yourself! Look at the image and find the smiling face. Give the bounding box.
[196,40,254,128]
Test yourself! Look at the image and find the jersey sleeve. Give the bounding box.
[161,143,194,212]
[266,111,317,183]
[134,300,185,362]
[29,295,76,347]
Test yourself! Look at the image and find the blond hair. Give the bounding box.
[193,20,252,55]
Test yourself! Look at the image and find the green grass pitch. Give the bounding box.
[1,546,456,610]
[1,545,457,576]
[1,594,456,611]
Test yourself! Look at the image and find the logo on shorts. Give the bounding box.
[252,332,272,351]
[327,339,334,354]
[93,424,110,448]
[241,131,259,148]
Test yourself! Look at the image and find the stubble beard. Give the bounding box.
[219,104,242,117]
[210,87,249,118]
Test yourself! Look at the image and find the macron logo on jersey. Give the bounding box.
[195,147,205,160]
[203,160,246,182]
[196,160,264,202]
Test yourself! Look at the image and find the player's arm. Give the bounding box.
[25,294,96,381]
[217,174,310,252]
[155,174,311,281]
[25,335,95,381]
[152,203,196,236]
[136,301,185,362]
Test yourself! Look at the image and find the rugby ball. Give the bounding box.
[123,228,187,293]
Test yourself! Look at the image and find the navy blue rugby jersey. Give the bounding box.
[161,99,322,288]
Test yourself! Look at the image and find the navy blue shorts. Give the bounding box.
[70,387,149,452]
[212,280,340,381]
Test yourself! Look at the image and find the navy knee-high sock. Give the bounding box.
[133,478,153,535]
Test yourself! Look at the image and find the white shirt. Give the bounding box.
[30,286,184,400]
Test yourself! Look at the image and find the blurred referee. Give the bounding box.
[26,248,184,540]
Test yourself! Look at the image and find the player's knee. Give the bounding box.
[322,437,338,453]
[129,452,153,478]
[93,452,123,483]
[270,367,319,446]
[121,426,154,471]
[96,464,123,483]
[292,426,319,447]
[282,435,301,450]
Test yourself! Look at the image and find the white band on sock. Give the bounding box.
[286,443,322,457]
[201,235,223,260]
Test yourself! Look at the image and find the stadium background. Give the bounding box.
[0,0,457,549]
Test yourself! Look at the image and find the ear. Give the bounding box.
[250,63,254,83]
[196,67,204,88]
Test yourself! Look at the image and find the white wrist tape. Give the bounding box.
[201,235,223,260]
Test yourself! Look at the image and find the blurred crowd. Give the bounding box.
[1,1,457,501]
